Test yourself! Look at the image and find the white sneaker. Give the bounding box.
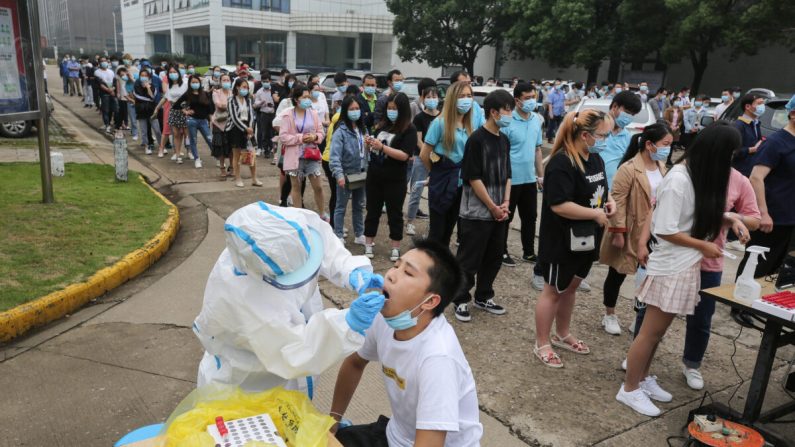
[343,227,349,237]
[621,358,627,371]
[132,135,138,141]
[602,314,622,335]
[640,376,673,402]
[235,180,244,188]
[171,153,177,161]
[215,159,221,167]
[726,240,745,252]
[532,274,545,291]
[145,148,152,155]
[390,248,400,262]
[406,223,416,236]
[364,244,374,259]
[616,383,661,417]
[194,159,202,168]
[256,148,262,156]
[176,156,183,164]
[188,152,194,160]
[577,280,592,292]
[354,235,366,246]
[683,367,704,390]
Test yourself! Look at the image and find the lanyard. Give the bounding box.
[355,128,365,159]
[295,110,308,134]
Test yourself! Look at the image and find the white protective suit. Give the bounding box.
[194,202,371,394]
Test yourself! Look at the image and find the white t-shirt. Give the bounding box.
[94,68,115,87]
[358,315,483,447]
[645,168,664,203]
[647,164,702,276]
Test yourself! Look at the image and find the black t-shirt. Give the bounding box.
[538,150,608,263]
[459,127,512,221]
[367,124,418,181]
[412,110,439,155]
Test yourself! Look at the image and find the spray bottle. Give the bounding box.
[734,245,771,304]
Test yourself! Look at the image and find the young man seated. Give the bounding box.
[330,238,483,447]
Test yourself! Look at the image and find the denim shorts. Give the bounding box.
[286,159,323,178]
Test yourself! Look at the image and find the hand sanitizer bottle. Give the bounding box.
[734,245,771,304]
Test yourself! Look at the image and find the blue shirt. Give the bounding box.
[151,75,163,103]
[424,113,483,164]
[600,128,631,189]
[731,115,763,177]
[547,89,566,117]
[501,110,543,185]
[754,129,795,225]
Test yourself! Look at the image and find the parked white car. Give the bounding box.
[574,97,655,134]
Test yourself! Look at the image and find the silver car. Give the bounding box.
[574,97,655,134]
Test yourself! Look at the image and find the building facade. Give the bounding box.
[39,0,123,54]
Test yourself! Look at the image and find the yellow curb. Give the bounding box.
[0,175,180,343]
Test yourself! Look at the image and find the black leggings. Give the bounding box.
[322,160,336,216]
[603,266,627,309]
[364,177,406,241]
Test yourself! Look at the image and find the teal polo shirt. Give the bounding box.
[501,110,543,185]
[600,127,631,189]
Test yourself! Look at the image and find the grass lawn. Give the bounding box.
[0,163,171,311]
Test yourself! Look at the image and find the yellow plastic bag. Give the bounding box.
[159,384,335,447]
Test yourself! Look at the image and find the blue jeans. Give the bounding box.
[633,270,722,369]
[186,117,212,160]
[100,94,118,127]
[127,102,138,138]
[406,157,428,220]
[334,185,365,238]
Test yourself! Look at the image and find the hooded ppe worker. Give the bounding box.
[194,202,385,394]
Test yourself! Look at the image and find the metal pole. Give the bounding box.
[112,11,118,53]
[29,0,54,203]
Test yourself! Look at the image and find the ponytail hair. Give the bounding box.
[619,122,672,165]
[551,109,614,172]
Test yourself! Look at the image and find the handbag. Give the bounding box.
[569,220,596,252]
[240,140,256,166]
[344,172,367,190]
[302,144,322,161]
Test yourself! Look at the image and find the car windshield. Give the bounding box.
[580,103,650,124]
[322,77,362,89]
[401,82,419,97]
[770,108,789,130]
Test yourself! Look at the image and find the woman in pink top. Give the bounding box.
[279,84,326,217]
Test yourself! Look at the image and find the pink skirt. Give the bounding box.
[637,261,701,315]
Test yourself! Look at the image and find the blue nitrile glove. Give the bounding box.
[346,291,386,335]
[349,268,384,294]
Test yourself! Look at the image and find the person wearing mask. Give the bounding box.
[664,97,685,154]
[309,81,330,131]
[565,82,583,113]
[211,74,234,177]
[617,123,743,416]
[545,79,566,143]
[273,68,291,101]
[500,83,544,267]
[323,86,361,221]
[153,66,189,163]
[94,57,118,134]
[331,72,349,112]
[204,65,223,90]
[683,94,709,145]
[153,63,174,157]
[253,70,278,159]
[176,74,215,169]
[121,61,139,140]
[67,56,82,96]
[649,88,670,121]
[408,77,435,120]
[534,109,615,368]
[732,95,795,328]
[133,68,161,155]
[226,78,262,187]
[731,93,766,178]
[330,96,368,243]
[358,73,379,128]
[110,57,120,71]
[452,90,515,322]
[82,60,95,108]
[406,82,440,235]
[600,91,643,189]
[450,71,486,124]
[714,89,733,120]
[114,66,131,132]
[363,92,417,261]
[637,82,650,103]
[586,84,599,100]
[599,123,672,336]
[677,87,692,109]
[419,81,484,248]
[122,54,138,80]
[279,85,326,215]
[730,86,742,102]
[59,55,70,95]
[373,69,404,124]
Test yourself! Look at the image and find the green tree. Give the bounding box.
[507,0,623,85]
[385,0,513,75]
[618,0,671,71]
[662,0,795,93]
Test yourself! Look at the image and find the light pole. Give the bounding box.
[112,11,118,53]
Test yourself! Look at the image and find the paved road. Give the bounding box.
[0,67,793,446]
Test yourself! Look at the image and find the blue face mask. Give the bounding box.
[694,101,703,108]
[615,111,633,128]
[311,90,321,99]
[139,77,149,83]
[288,81,294,89]
[364,86,376,96]
[387,109,399,122]
[239,89,249,97]
[347,110,361,121]
[496,113,512,128]
[640,86,648,92]
[615,87,623,94]
[588,136,608,154]
[721,95,729,103]
[337,85,346,93]
[392,81,403,92]
[383,295,432,331]
[674,100,683,108]
[222,81,232,89]
[100,62,109,69]
[733,92,741,99]
[424,98,439,110]
[755,104,766,116]
[132,73,139,81]
[190,82,201,90]
[179,68,186,76]
[168,73,179,81]
[300,98,313,109]
[262,82,271,89]
[650,145,670,162]
[521,99,537,113]
[213,71,221,78]
[121,75,129,82]
[456,98,473,114]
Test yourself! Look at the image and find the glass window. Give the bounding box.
[359,33,372,59]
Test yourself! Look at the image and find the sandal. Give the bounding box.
[533,344,563,368]
[550,333,590,355]
[252,180,263,187]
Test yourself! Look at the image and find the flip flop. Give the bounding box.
[551,333,590,355]
[533,344,563,368]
